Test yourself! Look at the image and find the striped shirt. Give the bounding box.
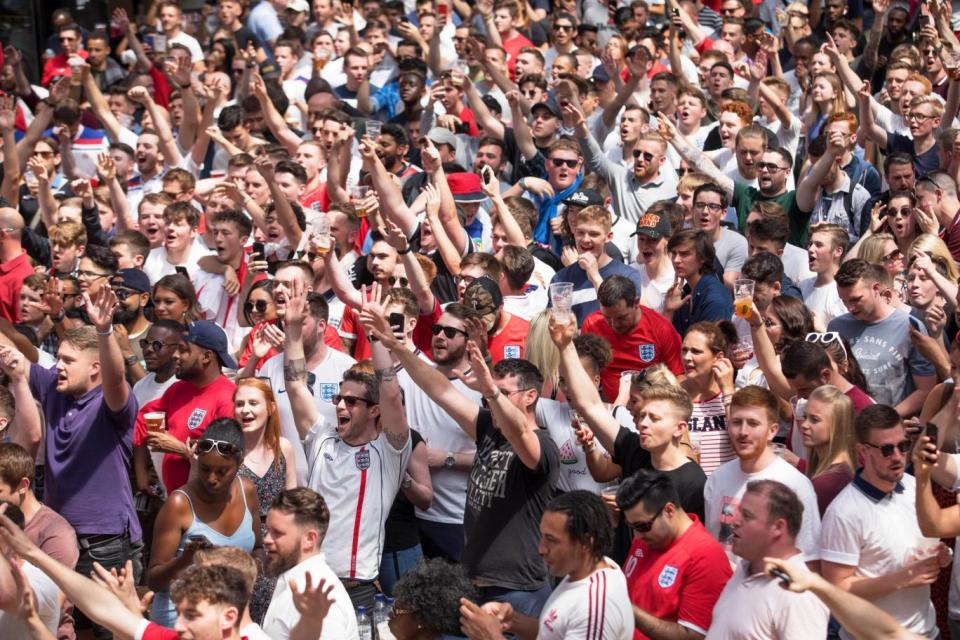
[537,560,633,640]
[688,391,734,476]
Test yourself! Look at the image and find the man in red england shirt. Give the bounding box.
[490,1,533,80]
[464,276,530,364]
[582,274,683,401]
[134,321,237,494]
[0,208,35,324]
[620,469,732,640]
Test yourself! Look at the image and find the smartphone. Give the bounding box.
[769,567,792,586]
[389,312,406,334]
[438,3,449,16]
[400,16,409,23]
[926,423,940,448]
[143,34,155,50]
[175,266,188,277]
[252,241,265,257]
[481,166,491,184]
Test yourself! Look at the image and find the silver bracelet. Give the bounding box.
[96,326,114,337]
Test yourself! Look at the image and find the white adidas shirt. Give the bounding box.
[538,559,633,640]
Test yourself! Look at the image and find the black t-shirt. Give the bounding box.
[383,429,424,553]
[463,408,559,590]
[612,426,707,520]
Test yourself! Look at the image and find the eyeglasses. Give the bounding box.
[627,504,665,533]
[632,149,656,162]
[244,300,270,314]
[431,324,468,339]
[332,393,377,408]
[388,276,410,288]
[863,440,912,457]
[140,338,180,352]
[550,158,579,169]
[692,202,725,213]
[906,112,935,122]
[76,270,109,280]
[805,331,848,359]
[195,438,240,457]
[885,205,912,219]
[757,162,786,173]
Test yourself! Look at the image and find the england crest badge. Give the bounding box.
[187,409,207,430]
[504,345,521,359]
[320,383,337,402]
[658,565,678,588]
[639,343,656,363]
[355,448,371,471]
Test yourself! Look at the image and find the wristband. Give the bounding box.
[397,247,411,255]
[124,354,139,366]
[483,387,501,402]
[96,326,114,337]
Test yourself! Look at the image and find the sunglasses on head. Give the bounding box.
[863,440,912,457]
[244,300,270,314]
[388,276,410,288]
[550,158,579,169]
[431,324,468,339]
[805,331,848,359]
[332,393,377,408]
[632,149,656,162]
[195,439,239,457]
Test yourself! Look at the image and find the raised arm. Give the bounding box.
[359,289,411,451]
[127,86,183,167]
[85,287,129,413]
[249,73,302,155]
[601,54,645,131]
[508,90,538,161]
[320,245,363,310]
[255,156,302,249]
[0,347,42,459]
[422,138,469,256]
[384,212,436,315]
[165,56,200,152]
[548,319,622,453]
[745,303,792,400]
[463,73,506,140]
[657,113,734,197]
[0,96,21,205]
[80,63,125,144]
[856,80,887,149]
[324,126,352,206]
[797,131,847,212]
[482,167,524,247]
[861,0,889,72]
[282,280,322,439]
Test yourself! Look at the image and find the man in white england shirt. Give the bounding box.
[142,203,210,284]
[262,488,359,640]
[282,282,411,608]
[460,490,633,640]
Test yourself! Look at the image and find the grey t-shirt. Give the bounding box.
[714,227,748,274]
[828,309,935,407]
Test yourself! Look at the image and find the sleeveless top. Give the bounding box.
[150,477,257,627]
[239,452,287,527]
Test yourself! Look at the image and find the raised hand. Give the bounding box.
[96,152,117,182]
[561,101,586,130]
[83,286,119,333]
[249,73,268,100]
[290,572,336,624]
[91,560,145,616]
[3,45,22,68]
[711,355,735,394]
[0,94,15,131]
[452,341,497,396]
[420,137,442,174]
[0,345,28,382]
[749,48,768,82]
[479,166,500,199]
[821,33,841,61]
[382,219,410,253]
[254,154,275,182]
[459,598,508,640]
[519,177,555,199]
[112,8,132,33]
[546,314,577,349]
[868,201,886,233]
[857,79,872,103]
[656,112,678,142]
[48,76,71,105]
[663,277,690,314]
[423,182,442,217]
[127,86,151,105]
[826,129,846,157]
[284,277,309,330]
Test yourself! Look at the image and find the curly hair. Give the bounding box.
[574,333,612,374]
[392,559,478,635]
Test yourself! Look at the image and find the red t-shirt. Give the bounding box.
[352,298,441,361]
[455,105,480,136]
[488,313,529,363]
[502,32,534,80]
[134,376,237,492]
[301,180,329,212]
[41,50,89,86]
[0,251,36,324]
[623,516,732,639]
[139,621,248,640]
[581,306,684,402]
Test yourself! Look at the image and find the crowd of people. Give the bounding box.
[6,0,960,638]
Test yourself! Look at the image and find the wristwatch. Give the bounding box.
[124,354,139,366]
[444,452,455,468]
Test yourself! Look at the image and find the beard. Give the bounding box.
[113,306,140,326]
[265,547,300,578]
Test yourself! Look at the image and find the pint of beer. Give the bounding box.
[145,411,166,432]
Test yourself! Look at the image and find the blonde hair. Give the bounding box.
[194,546,258,594]
[808,222,849,255]
[857,232,896,265]
[811,73,846,118]
[805,385,856,480]
[909,233,960,282]
[525,310,560,393]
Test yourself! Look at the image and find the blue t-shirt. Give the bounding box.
[672,272,733,335]
[885,132,940,177]
[550,259,644,326]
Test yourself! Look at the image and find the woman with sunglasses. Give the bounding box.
[852,232,910,308]
[798,385,856,516]
[679,321,739,476]
[387,558,478,640]
[147,419,262,627]
[233,377,296,622]
[236,280,278,370]
[152,273,204,324]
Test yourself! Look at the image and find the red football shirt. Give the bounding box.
[489,313,529,363]
[581,306,683,401]
[134,376,237,492]
[623,516,732,639]
[0,251,35,324]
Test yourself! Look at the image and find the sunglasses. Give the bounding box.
[863,440,912,457]
[550,158,579,169]
[244,300,270,314]
[388,276,410,288]
[555,24,574,31]
[627,504,665,533]
[332,393,377,408]
[113,288,137,301]
[140,338,180,352]
[32,150,55,158]
[431,324,469,339]
[195,438,240,457]
[757,162,785,172]
[882,248,903,262]
[632,150,656,162]
[885,205,912,218]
